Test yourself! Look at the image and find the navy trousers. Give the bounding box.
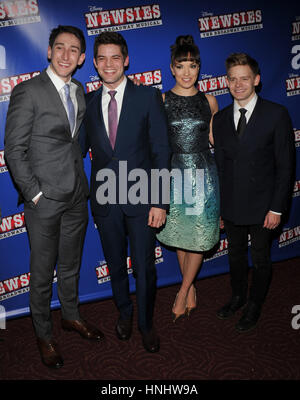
[94,205,157,333]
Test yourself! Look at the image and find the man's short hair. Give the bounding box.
[49,25,86,54]
[93,32,128,60]
[225,53,260,76]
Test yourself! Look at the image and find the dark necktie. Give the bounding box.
[236,108,247,137]
[63,84,75,134]
[108,90,118,149]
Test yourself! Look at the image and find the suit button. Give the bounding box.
[112,157,118,160]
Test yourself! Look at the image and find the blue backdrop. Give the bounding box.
[0,0,299,319]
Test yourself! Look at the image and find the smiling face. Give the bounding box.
[47,32,85,82]
[170,60,199,92]
[226,64,260,107]
[93,44,129,89]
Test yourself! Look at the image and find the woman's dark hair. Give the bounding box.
[49,25,86,54]
[170,35,201,66]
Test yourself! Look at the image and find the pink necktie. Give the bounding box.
[108,90,118,149]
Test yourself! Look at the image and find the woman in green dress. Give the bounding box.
[157,35,220,321]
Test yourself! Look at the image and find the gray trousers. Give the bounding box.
[24,180,88,340]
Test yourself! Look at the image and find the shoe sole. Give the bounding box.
[216,304,247,320]
[235,322,258,333]
[143,343,160,353]
[216,311,235,320]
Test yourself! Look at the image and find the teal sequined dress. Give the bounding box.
[157,90,220,251]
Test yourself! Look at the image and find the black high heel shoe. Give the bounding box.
[172,293,187,323]
[186,286,197,317]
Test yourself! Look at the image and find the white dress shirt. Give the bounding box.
[46,65,78,137]
[102,76,127,137]
[233,93,258,129]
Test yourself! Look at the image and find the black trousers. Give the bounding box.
[24,180,88,340]
[94,205,157,333]
[224,219,273,306]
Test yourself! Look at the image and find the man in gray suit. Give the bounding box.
[5,25,104,369]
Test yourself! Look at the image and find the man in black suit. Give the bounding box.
[213,53,294,332]
[80,32,170,352]
[5,25,104,369]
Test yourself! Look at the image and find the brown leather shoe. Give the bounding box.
[37,338,63,369]
[61,319,104,341]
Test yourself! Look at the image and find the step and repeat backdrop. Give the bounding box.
[0,0,299,319]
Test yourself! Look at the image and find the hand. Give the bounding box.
[220,217,224,230]
[263,211,281,230]
[33,193,42,205]
[148,207,166,228]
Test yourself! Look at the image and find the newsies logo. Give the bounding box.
[0,212,26,240]
[0,150,7,173]
[86,70,163,93]
[0,271,57,301]
[278,226,300,248]
[0,0,40,28]
[0,71,40,102]
[292,18,300,41]
[198,73,229,96]
[286,75,300,96]
[95,246,163,284]
[84,4,162,36]
[198,10,262,38]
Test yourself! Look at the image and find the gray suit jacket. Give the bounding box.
[4,69,89,203]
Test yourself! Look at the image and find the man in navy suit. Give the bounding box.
[80,32,170,352]
[213,53,294,332]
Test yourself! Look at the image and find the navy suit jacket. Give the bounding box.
[80,78,170,216]
[213,96,294,225]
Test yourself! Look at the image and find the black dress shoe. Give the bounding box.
[141,328,160,353]
[216,295,246,319]
[115,318,132,341]
[235,302,261,333]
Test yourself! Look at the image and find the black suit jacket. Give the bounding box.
[80,78,170,217]
[213,96,294,225]
[5,69,89,203]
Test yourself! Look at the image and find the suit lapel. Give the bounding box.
[227,104,238,141]
[92,86,113,156]
[242,96,261,138]
[40,70,71,136]
[73,80,85,138]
